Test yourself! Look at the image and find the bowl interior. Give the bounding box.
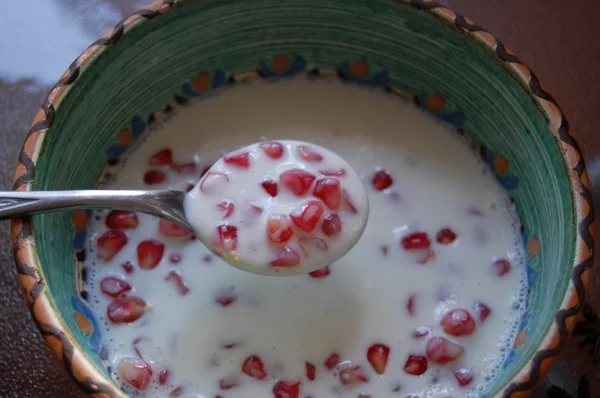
[26,0,577,395]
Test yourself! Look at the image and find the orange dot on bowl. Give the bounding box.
[425,94,446,111]
[527,236,540,257]
[118,128,133,146]
[349,59,370,79]
[192,72,211,91]
[74,311,92,335]
[513,330,526,348]
[72,210,88,231]
[272,55,291,73]
[494,155,510,175]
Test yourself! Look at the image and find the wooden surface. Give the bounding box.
[0,1,598,396]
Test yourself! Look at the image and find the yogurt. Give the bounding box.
[85,80,527,398]
[184,140,368,275]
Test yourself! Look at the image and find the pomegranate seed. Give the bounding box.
[291,200,325,233]
[492,258,511,276]
[122,261,134,274]
[158,219,191,238]
[200,171,230,194]
[137,240,165,269]
[270,247,301,268]
[454,368,475,386]
[280,169,316,196]
[149,148,172,166]
[440,309,476,336]
[319,168,346,177]
[305,362,316,381]
[107,296,146,323]
[224,152,250,168]
[216,200,235,219]
[337,363,369,386]
[158,369,169,385]
[267,215,294,244]
[143,169,166,185]
[273,380,300,398]
[261,180,279,197]
[260,141,284,159]
[321,214,342,237]
[106,210,139,229]
[219,376,239,390]
[309,266,331,279]
[100,277,131,297]
[222,342,239,350]
[242,355,267,380]
[401,232,431,250]
[436,228,457,244]
[97,230,128,261]
[313,178,342,210]
[474,301,492,322]
[299,236,328,257]
[426,336,465,364]
[169,253,182,264]
[406,294,416,316]
[165,270,190,295]
[213,225,238,253]
[171,161,197,174]
[413,326,431,338]
[324,353,340,370]
[340,189,358,214]
[403,355,428,376]
[117,358,153,391]
[367,344,390,375]
[215,291,237,307]
[296,145,323,162]
[372,169,393,191]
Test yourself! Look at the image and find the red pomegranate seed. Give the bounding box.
[309,266,331,279]
[441,309,476,336]
[454,368,475,386]
[280,169,316,196]
[296,145,323,162]
[100,277,131,297]
[216,200,235,219]
[97,230,128,261]
[340,189,358,214]
[165,270,190,295]
[403,355,428,376]
[273,380,300,398]
[426,336,465,364]
[401,232,431,250]
[260,141,284,159]
[260,180,279,197]
[305,362,316,381]
[406,294,416,316]
[372,169,393,191]
[143,169,166,185]
[158,219,190,238]
[158,369,170,385]
[291,200,325,232]
[313,178,342,210]
[215,291,237,307]
[367,344,390,375]
[213,225,238,253]
[122,261,134,274]
[149,148,172,166]
[222,342,239,350]
[492,258,511,276]
[319,168,346,177]
[117,358,153,391]
[413,326,431,338]
[106,210,139,229]
[219,376,239,390]
[224,152,250,168]
[299,236,328,257]
[267,215,294,244]
[474,301,492,322]
[337,363,369,386]
[107,296,146,323]
[200,171,229,194]
[242,355,267,380]
[137,240,165,269]
[324,353,340,370]
[321,214,342,237]
[270,246,301,268]
[436,228,457,244]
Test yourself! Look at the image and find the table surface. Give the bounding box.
[1,1,599,397]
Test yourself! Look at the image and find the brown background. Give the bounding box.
[0,1,599,396]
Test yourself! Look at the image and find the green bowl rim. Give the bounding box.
[10,0,594,397]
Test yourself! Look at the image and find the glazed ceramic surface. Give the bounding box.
[11,0,593,397]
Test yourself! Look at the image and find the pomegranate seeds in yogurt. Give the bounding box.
[184,140,369,275]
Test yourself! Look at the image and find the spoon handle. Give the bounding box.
[0,190,189,229]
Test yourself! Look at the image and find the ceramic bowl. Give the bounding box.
[12,0,594,397]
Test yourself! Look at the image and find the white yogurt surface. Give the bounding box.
[86,80,527,398]
[184,140,368,275]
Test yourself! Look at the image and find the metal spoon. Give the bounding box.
[0,190,192,230]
